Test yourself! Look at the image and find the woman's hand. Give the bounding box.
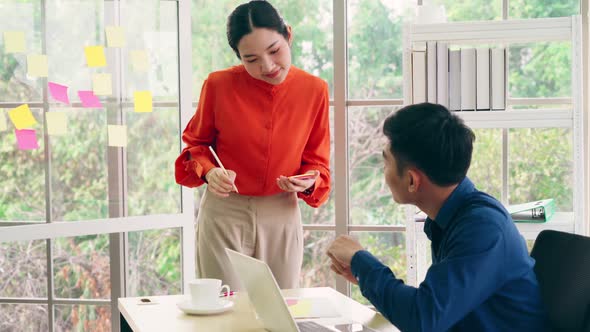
[276,170,319,193]
[205,167,237,198]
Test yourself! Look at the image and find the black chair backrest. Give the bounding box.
[530,230,590,332]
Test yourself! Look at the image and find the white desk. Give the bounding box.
[118,287,397,332]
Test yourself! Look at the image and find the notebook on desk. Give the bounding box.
[225,248,378,332]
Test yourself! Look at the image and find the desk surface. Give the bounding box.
[119,287,397,332]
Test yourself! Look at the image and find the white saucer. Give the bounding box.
[177,299,234,315]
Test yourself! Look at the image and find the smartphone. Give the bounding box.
[288,173,316,181]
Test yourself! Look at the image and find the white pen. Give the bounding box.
[208,146,239,193]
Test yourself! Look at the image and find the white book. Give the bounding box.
[427,41,437,103]
[476,48,491,110]
[460,48,476,111]
[448,50,461,111]
[436,43,449,108]
[491,48,506,110]
[412,51,427,104]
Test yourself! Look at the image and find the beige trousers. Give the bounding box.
[195,190,303,290]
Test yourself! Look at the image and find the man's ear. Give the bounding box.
[286,25,293,46]
[407,168,421,193]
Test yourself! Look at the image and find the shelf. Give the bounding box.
[454,108,572,129]
[413,212,574,241]
[410,16,573,44]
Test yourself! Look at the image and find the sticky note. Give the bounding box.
[106,26,126,48]
[0,112,6,131]
[130,50,148,72]
[84,46,107,67]
[92,73,112,96]
[288,299,312,318]
[48,82,70,104]
[8,104,37,129]
[15,129,39,150]
[134,91,152,113]
[3,31,25,53]
[46,112,67,136]
[78,90,102,108]
[108,125,127,147]
[27,54,48,77]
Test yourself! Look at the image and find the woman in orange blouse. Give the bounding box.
[175,0,330,289]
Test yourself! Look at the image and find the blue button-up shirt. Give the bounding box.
[351,177,548,332]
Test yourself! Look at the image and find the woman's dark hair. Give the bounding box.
[383,103,476,187]
[227,1,289,59]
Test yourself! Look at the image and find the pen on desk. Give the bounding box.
[208,146,239,193]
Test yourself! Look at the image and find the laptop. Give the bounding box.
[225,248,379,332]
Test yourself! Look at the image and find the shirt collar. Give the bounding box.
[426,177,475,231]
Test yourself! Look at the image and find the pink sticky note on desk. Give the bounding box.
[78,90,102,108]
[48,82,70,104]
[15,129,39,150]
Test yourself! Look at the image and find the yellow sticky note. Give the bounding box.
[108,125,127,147]
[0,112,6,132]
[27,54,48,77]
[3,31,25,53]
[8,104,37,130]
[92,73,112,96]
[288,300,312,318]
[106,26,126,48]
[45,112,67,136]
[84,46,107,67]
[134,91,152,113]
[130,50,148,72]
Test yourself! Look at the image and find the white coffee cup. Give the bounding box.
[188,278,230,307]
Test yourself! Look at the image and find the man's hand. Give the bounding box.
[205,168,237,197]
[327,235,365,285]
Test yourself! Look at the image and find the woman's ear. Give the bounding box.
[286,25,293,46]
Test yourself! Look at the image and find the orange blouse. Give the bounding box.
[175,65,331,207]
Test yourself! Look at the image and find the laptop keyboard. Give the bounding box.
[297,321,336,332]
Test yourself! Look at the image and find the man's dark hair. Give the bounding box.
[383,103,476,186]
[227,1,289,59]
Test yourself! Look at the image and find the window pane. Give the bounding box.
[50,109,108,221]
[509,42,572,99]
[347,0,414,99]
[0,304,48,332]
[53,235,110,299]
[468,129,502,199]
[429,1,501,21]
[509,128,573,211]
[349,107,405,225]
[509,0,580,19]
[301,231,336,288]
[192,0,333,98]
[46,0,103,102]
[0,1,43,102]
[126,108,181,216]
[0,108,45,222]
[127,228,181,296]
[122,1,179,101]
[0,240,46,297]
[350,232,406,304]
[55,305,110,332]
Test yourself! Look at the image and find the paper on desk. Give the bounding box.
[285,297,340,319]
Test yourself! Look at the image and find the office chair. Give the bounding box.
[530,230,590,332]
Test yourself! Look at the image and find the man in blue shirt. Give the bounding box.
[327,103,547,331]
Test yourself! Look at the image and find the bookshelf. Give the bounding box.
[402,16,584,286]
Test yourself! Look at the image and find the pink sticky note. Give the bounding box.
[78,90,102,108]
[286,299,298,306]
[48,82,70,104]
[15,129,39,150]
